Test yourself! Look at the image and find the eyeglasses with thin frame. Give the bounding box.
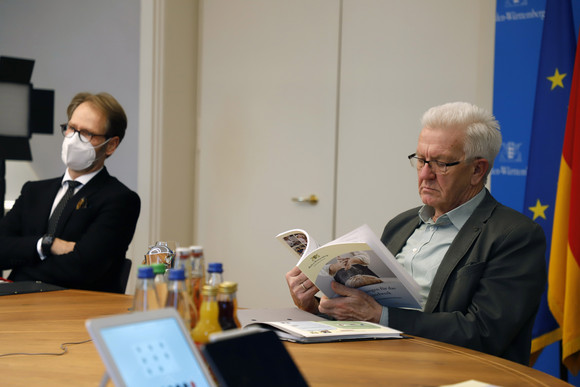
[407,153,464,175]
[60,123,109,143]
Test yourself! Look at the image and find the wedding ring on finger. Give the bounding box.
[301,282,307,291]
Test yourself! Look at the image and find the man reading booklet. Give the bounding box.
[284,102,546,366]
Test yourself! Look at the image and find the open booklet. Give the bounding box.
[276,224,422,309]
[246,320,402,343]
[237,308,402,343]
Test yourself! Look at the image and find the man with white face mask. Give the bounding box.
[0,92,140,293]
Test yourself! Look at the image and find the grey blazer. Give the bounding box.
[381,190,546,365]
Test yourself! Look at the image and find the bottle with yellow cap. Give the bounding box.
[218,281,241,330]
[191,285,222,345]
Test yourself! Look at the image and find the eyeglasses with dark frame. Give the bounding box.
[407,153,464,175]
[60,123,109,144]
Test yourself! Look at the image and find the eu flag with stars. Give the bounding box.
[525,0,576,356]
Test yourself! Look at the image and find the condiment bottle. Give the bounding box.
[190,246,206,281]
[232,283,241,328]
[152,263,168,306]
[207,262,223,287]
[218,281,240,330]
[191,285,222,345]
[165,268,198,330]
[190,246,205,313]
[132,266,161,312]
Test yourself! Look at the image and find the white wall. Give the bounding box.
[0,0,140,198]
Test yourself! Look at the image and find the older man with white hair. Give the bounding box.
[286,102,546,366]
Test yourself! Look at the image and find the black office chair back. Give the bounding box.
[115,258,132,294]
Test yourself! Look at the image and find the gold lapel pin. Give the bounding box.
[76,198,86,210]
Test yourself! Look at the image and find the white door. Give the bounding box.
[335,0,495,235]
[196,1,340,308]
[195,0,495,309]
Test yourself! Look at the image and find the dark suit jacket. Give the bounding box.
[0,167,140,292]
[381,190,546,365]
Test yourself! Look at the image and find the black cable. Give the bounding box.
[0,339,92,357]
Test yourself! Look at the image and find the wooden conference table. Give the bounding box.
[0,289,570,387]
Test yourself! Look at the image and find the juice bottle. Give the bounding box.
[152,263,168,306]
[191,285,222,345]
[190,246,205,313]
[175,247,192,296]
[132,266,161,312]
[190,246,206,283]
[165,268,198,329]
[207,262,223,286]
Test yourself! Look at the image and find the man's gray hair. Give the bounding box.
[421,102,502,177]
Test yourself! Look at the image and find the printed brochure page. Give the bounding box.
[277,224,422,309]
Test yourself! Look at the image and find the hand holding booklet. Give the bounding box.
[276,224,422,309]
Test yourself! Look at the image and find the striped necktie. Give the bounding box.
[47,180,81,236]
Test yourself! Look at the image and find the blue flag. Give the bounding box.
[492,0,545,213]
[525,0,576,354]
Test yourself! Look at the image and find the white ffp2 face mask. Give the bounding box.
[61,135,109,171]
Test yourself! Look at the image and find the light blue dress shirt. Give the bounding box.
[379,188,486,326]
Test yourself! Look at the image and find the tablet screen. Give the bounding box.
[99,316,213,387]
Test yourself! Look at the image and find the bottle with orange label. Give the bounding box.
[189,246,205,313]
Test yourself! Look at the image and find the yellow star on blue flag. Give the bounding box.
[529,199,549,221]
[547,68,567,90]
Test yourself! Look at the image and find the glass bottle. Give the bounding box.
[165,268,198,330]
[190,246,206,281]
[132,266,161,312]
[152,263,168,306]
[189,246,205,314]
[207,262,223,287]
[232,283,241,328]
[218,281,240,330]
[175,247,192,296]
[191,285,222,345]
